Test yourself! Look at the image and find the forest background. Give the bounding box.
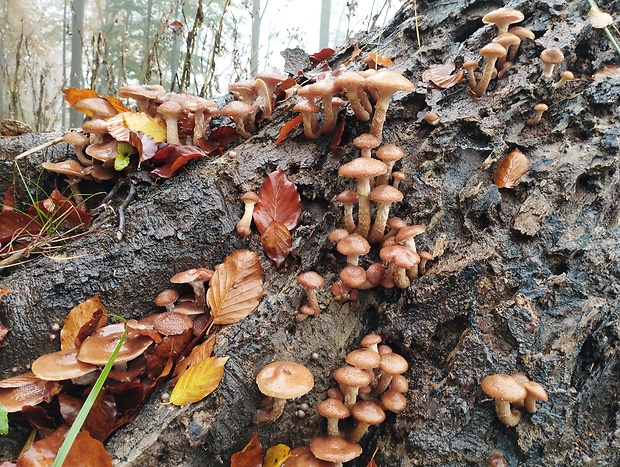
[0,0,399,132]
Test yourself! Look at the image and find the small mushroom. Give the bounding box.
[236,192,260,237]
[481,374,527,427]
[220,100,254,139]
[63,132,92,166]
[553,70,574,88]
[348,400,386,442]
[297,271,325,315]
[170,268,213,309]
[41,160,91,209]
[506,26,535,62]
[31,349,97,381]
[310,436,362,467]
[380,388,407,413]
[364,70,414,140]
[334,71,372,122]
[333,365,372,408]
[375,143,405,186]
[154,289,180,312]
[157,100,184,145]
[526,103,549,126]
[317,397,350,437]
[522,380,548,413]
[482,7,524,35]
[118,84,165,114]
[76,323,154,366]
[372,351,409,396]
[336,190,359,234]
[293,99,321,139]
[253,361,314,423]
[462,59,480,90]
[282,446,334,467]
[368,184,404,244]
[336,234,371,266]
[475,43,507,96]
[539,47,565,79]
[353,133,381,159]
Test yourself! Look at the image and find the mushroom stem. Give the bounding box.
[475,57,501,97]
[326,418,342,437]
[236,194,259,237]
[164,116,181,145]
[494,400,522,427]
[348,422,371,443]
[355,194,372,239]
[253,396,286,424]
[67,176,86,209]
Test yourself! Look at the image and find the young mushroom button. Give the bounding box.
[297,271,325,315]
[253,361,314,424]
[522,380,548,413]
[481,373,528,427]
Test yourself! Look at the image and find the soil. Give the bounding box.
[1,0,620,465]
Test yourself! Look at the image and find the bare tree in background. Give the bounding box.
[69,0,85,127]
[319,0,331,49]
[250,0,260,76]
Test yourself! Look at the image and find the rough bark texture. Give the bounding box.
[1,0,620,465]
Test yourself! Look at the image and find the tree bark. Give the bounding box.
[1,0,620,465]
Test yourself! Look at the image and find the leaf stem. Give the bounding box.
[587,0,620,57]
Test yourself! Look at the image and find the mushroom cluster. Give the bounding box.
[481,373,548,427]
[283,333,409,466]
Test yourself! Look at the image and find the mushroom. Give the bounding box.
[379,244,420,288]
[0,374,58,412]
[317,397,350,437]
[364,70,414,140]
[395,224,426,254]
[336,234,371,266]
[492,32,521,69]
[506,26,535,62]
[236,191,260,237]
[157,99,184,145]
[382,217,407,242]
[553,70,574,88]
[353,133,381,159]
[296,271,325,315]
[368,184,404,244]
[253,361,314,423]
[228,78,258,103]
[75,97,118,120]
[380,389,407,413]
[346,347,381,386]
[154,288,180,312]
[118,84,165,114]
[475,43,507,96]
[375,143,405,186]
[526,103,549,126]
[360,333,382,353]
[152,311,194,336]
[462,60,480,90]
[334,71,372,121]
[310,436,362,467]
[390,374,409,393]
[297,79,341,135]
[182,95,218,144]
[282,446,334,467]
[539,47,565,79]
[333,365,372,408]
[418,250,434,275]
[63,132,92,166]
[41,160,90,209]
[338,157,388,238]
[294,304,317,323]
[76,323,154,366]
[522,380,548,413]
[348,400,386,442]
[169,268,214,309]
[423,111,441,126]
[339,265,368,290]
[219,100,254,139]
[372,351,409,396]
[359,262,385,289]
[480,373,527,427]
[336,190,359,233]
[255,69,288,105]
[294,98,321,139]
[482,7,524,35]
[31,349,97,381]
[253,77,273,119]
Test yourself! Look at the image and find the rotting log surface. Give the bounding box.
[1,0,620,465]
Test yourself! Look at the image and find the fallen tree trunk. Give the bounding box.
[1,0,620,465]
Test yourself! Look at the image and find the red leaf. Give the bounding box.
[130,131,164,163]
[309,47,336,64]
[365,51,394,67]
[0,210,40,244]
[253,168,301,235]
[260,221,292,267]
[26,190,92,229]
[494,148,530,188]
[330,118,345,149]
[205,125,238,150]
[231,433,263,467]
[275,115,303,145]
[149,145,207,180]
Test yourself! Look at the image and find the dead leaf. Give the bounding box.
[63,88,100,114]
[207,250,263,325]
[275,115,303,145]
[60,294,108,350]
[173,335,216,379]
[123,112,167,142]
[104,96,131,114]
[593,65,620,80]
[588,7,613,28]
[169,356,228,405]
[367,447,379,466]
[494,148,530,188]
[148,145,207,180]
[25,190,92,230]
[260,221,292,268]
[309,47,336,64]
[349,44,361,63]
[263,444,291,467]
[230,433,262,467]
[0,287,13,300]
[422,62,464,89]
[253,168,302,235]
[0,322,8,341]
[365,51,394,67]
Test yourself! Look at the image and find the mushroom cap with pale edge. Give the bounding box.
[77,323,154,365]
[522,381,548,401]
[381,389,407,413]
[86,140,120,163]
[255,69,288,89]
[508,26,535,40]
[540,47,565,65]
[336,234,371,257]
[481,374,528,402]
[379,352,409,375]
[338,157,388,179]
[310,436,362,463]
[369,185,404,204]
[118,84,165,101]
[534,103,549,112]
[350,400,386,425]
[173,301,205,316]
[482,8,524,30]
[346,348,381,369]
[333,365,372,387]
[380,245,420,269]
[157,100,183,117]
[337,190,358,204]
[0,377,56,412]
[170,268,213,284]
[282,446,334,467]
[255,361,314,399]
[297,271,325,289]
[339,265,367,288]
[154,288,179,307]
[241,192,259,203]
[63,132,90,146]
[317,397,350,419]
[220,100,253,117]
[152,311,194,336]
[493,32,521,48]
[75,97,118,119]
[480,42,508,59]
[31,348,97,381]
[376,143,405,162]
[395,224,426,243]
[364,69,414,95]
[353,133,381,149]
[361,333,382,348]
[82,119,110,134]
[42,160,87,177]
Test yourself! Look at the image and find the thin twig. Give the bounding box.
[13,136,64,161]
[116,182,137,240]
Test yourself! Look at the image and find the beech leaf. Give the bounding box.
[264,444,291,467]
[494,148,530,188]
[593,65,620,80]
[170,356,228,406]
[422,62,464,89]
[60,294,108,350]
[366,51,394,67]
[275,115,303,145]
[253,168,301,235]
[588,7,613,28]
[309,47,336,63]
[260,221,292,267]
[173,335,216,379]
[63,88,100,114]
[207,250,263,325]
[230,433,262,467]
[122,112,167,142]
[149,145,207,180]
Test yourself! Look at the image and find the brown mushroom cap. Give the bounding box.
[336,234,371,258]
[256,361,314,399]
[380,245,420,269]
[228,79,258,102]
[152,311,194,336]
[63,132,90,146]
[508,26,535,41]
[345,348,381,369]
[376,144,405,163]
[360,333,382,349]
[118,84,165,102]
[522,381,548,402]
[364,69,415,96]
[31,348,97,381]
[482,7,524,34]
[77,323,154,365]
[395,224,426,244]
[379,352,409,375]
[0,377,57,412]
[75,97,118,119]
[369,184,404,204]
[381,389,407,413]
[317,397,350,420]
[338,157,388,181]
[336,190,359,204]
[41,160,88,178]
[339,265,367,289]
[170,268,214,285]
[333,365,372,388]
[480,42,508,61]
[154,288,180,308]
[310,436,362,464]
[353,133,382,151]
[282,446,335,467]
[297,271,325,289]
[540,47,565,65]
[481,374,528,402]
[350,400,386,425]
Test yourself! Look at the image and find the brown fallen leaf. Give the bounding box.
[422,62,464,89]
[60,294,108,350]
[275,115,303,145]
[173,334,216,379]
[253,168,302,235]
[230,433,262,467]
[592,65,620,80]
[261,221,293,267]
[494,148,530,188]
[207,250,263,325]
